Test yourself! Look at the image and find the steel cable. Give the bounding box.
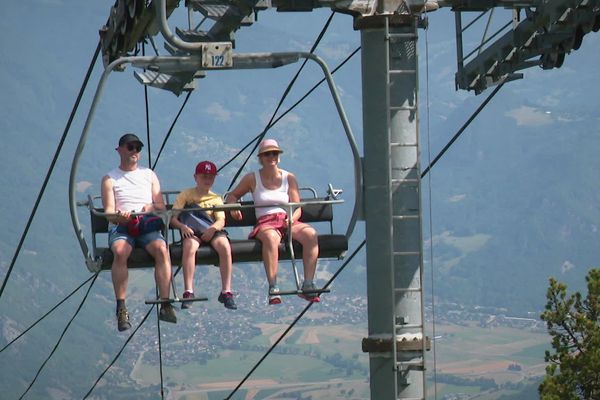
[225,11,337,190]
[224,239,366,399]
[19,273,99,399]
[421,81,505,178]
[0,42,101,300]
[0,275,96,354]
[218,45,360,175]
[82,305,155,399]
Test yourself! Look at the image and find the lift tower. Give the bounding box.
[355,5,430,400]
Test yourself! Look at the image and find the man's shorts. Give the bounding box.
[108,225,166,249]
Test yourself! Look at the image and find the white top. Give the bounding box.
[252,170,289,219]
[107,167,155,212]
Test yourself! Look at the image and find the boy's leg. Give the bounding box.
[182,237,201,293]
[213,235,237,310]
[211,235,232,293]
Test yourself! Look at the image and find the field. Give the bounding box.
[130,321,549,399]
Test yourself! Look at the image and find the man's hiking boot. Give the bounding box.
[299,281,321,303]
[218,292,237,310]
[159,303,177,323]
[117,307,131,332]
[181,291,193,310]
[268,285,282,305]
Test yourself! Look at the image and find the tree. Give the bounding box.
[539,269,600,400]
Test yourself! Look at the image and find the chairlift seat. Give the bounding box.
[90,198,348,270]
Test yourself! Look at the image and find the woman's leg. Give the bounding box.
[255,228,282,286]
[291,223,319,282]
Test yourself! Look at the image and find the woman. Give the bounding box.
[227,139,320,305]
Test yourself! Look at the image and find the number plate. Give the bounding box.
[202,42,233,69]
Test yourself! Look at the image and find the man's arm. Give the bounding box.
[149,171,166,212]
[101,175,127,224]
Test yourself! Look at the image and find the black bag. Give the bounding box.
[127,214,165,237]
[178,206,214,234]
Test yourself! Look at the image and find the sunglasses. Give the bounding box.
[260,151,280,157]
[126,143,142,153]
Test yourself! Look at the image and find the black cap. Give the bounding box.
[118,133,143,147]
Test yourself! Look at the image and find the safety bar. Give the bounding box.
[81,196,343,276]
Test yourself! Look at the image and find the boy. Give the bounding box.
[170,161,236,309]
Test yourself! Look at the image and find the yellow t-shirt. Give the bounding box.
[172,188,225,222]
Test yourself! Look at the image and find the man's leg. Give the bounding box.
[145,236,177,323]
[111,240,133,300]
[145,238,172,298]
[110,238,133,331]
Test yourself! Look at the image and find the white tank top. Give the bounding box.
[252,170,289,219]
[107,167,155,212]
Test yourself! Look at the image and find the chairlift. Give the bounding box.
[69,0,362,304]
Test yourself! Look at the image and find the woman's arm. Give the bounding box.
[287,173,302,223]
[226,173,255,220]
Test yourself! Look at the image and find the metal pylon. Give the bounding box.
[360,15,427,400]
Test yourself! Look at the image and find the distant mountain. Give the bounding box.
[1,1,600,398]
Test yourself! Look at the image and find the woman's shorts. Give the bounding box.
[248,212,299,239]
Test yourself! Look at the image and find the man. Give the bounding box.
[170,160,237,310]
[101,133,177,331]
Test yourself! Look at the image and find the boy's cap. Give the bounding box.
[195,161,217,175]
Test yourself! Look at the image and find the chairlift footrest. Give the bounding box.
[145,296,208,305]
[274,288,331,296]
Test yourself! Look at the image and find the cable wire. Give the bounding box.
[142,41,153,168]
[152,90,193,170]
[219,44,360,178]
[19,272,99,399]
[156,287,166,400]
[0,42,101,301]
[421,81,505,178]
[82,267,183,399]
[0,275,96,354]
[225,11,337,190]
[83,305,155,399]
[419,74,506,399]
[422,11,439,400]
[225,239,366,399]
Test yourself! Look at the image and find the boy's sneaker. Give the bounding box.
[116,308,131,332]
[181,291,193,310]
[268,285,282,305]
[299,281,321,303]
[218,292,238,310]
[159,303,177,323]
